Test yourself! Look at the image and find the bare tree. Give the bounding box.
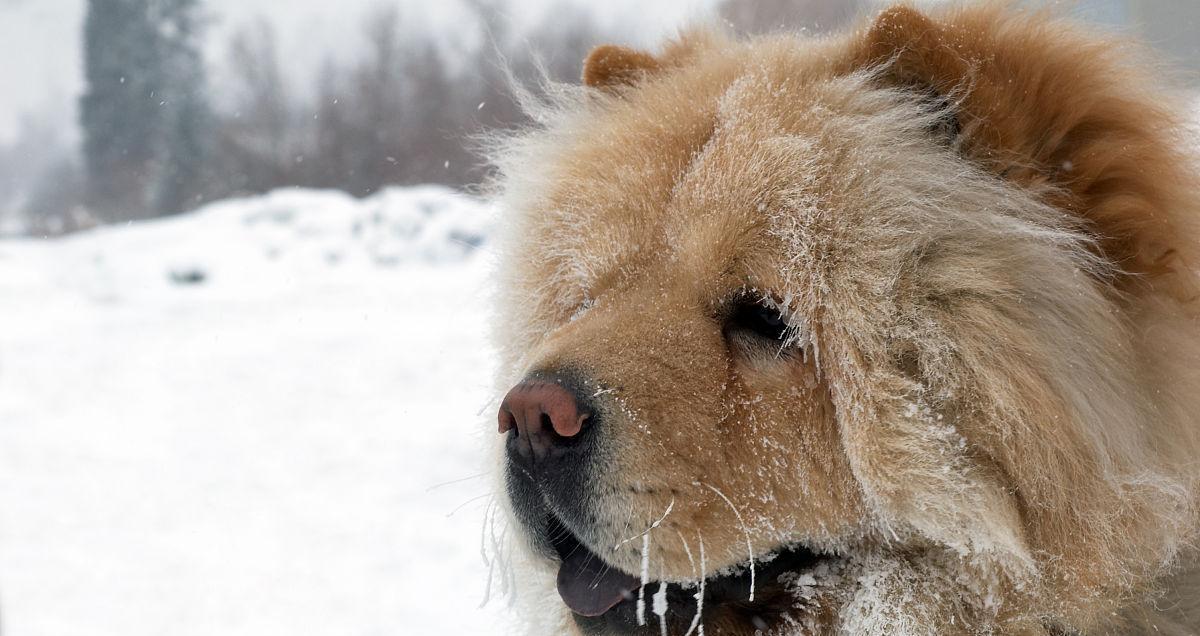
[310,57,357,189]
[0,108,88,235]
[203,0,610,200]
[215,20,298,195]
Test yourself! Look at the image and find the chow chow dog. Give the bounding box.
[483,3,1200,634]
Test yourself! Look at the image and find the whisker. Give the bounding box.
[698,535,706,636]
[613,497,675,551]
[499,522,517,606]
[637,533,649,625]
[446,491,493,517]
[479,500,496,608]
[546,521,575,545]
[485,501,513,603]
[480,499,494,568]
[698,481,756,602]
[475,393,502,417]
[675,529,698,580]
[571,541,593,564]
[588,562,612,591]
[683,534,707,636]
[653,561,668,636]
[427,471,487,492]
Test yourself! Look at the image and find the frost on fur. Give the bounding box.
[484,4,1200,635]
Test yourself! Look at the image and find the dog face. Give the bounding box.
[488,5,1200,635]
[497,75,871,630]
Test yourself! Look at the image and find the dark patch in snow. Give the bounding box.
[168,267,207,285]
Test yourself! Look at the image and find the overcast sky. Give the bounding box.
[0,0,719,143]
[9,0,1186,146]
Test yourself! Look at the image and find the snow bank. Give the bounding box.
[0,187,509,636]
[31,186,489,296]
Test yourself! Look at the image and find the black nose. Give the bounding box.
[498,376,593,468]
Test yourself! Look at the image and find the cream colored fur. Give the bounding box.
[483,4,1200,634]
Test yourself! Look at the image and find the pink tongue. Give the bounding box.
[556,544,641,617]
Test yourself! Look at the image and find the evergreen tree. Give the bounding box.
[80,0,163,221]
[80,0,211,221]
[153,0,212,215]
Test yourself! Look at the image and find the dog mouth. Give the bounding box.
[547,515,830,631]
[551,515,642,616]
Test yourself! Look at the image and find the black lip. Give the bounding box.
[503,368,605,557]
[546,514,829,635]
[547,514,588,560]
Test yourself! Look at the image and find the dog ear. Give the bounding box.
[582,45,662,90]
[861,7,967,99]
[856,5,1197,284]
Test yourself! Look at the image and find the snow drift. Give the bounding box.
[0,186,506,636]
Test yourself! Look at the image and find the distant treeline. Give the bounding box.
[5,0,865,234]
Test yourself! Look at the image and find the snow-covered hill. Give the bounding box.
[0,187,508,635]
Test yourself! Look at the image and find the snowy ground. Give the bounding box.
[0,187,509,635]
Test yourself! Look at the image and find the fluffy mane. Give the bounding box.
[484,4,1200,634]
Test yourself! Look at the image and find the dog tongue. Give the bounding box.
[556,543,641,617]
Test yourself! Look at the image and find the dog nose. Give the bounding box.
[498,378,591,465]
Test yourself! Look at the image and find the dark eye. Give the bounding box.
[727,301,789,341]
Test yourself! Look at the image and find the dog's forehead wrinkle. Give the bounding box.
[537,92,840,307]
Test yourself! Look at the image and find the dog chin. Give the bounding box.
[530,513,846,635]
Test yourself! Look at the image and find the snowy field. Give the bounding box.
[0,187,509,635]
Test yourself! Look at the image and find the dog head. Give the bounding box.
[487,5,1200,634]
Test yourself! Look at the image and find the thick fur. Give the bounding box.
[484,3,1200,634]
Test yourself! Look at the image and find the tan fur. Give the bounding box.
[486,3,1200,634]
[582,45,663,90]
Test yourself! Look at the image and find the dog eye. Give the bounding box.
[728,302,789,341]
